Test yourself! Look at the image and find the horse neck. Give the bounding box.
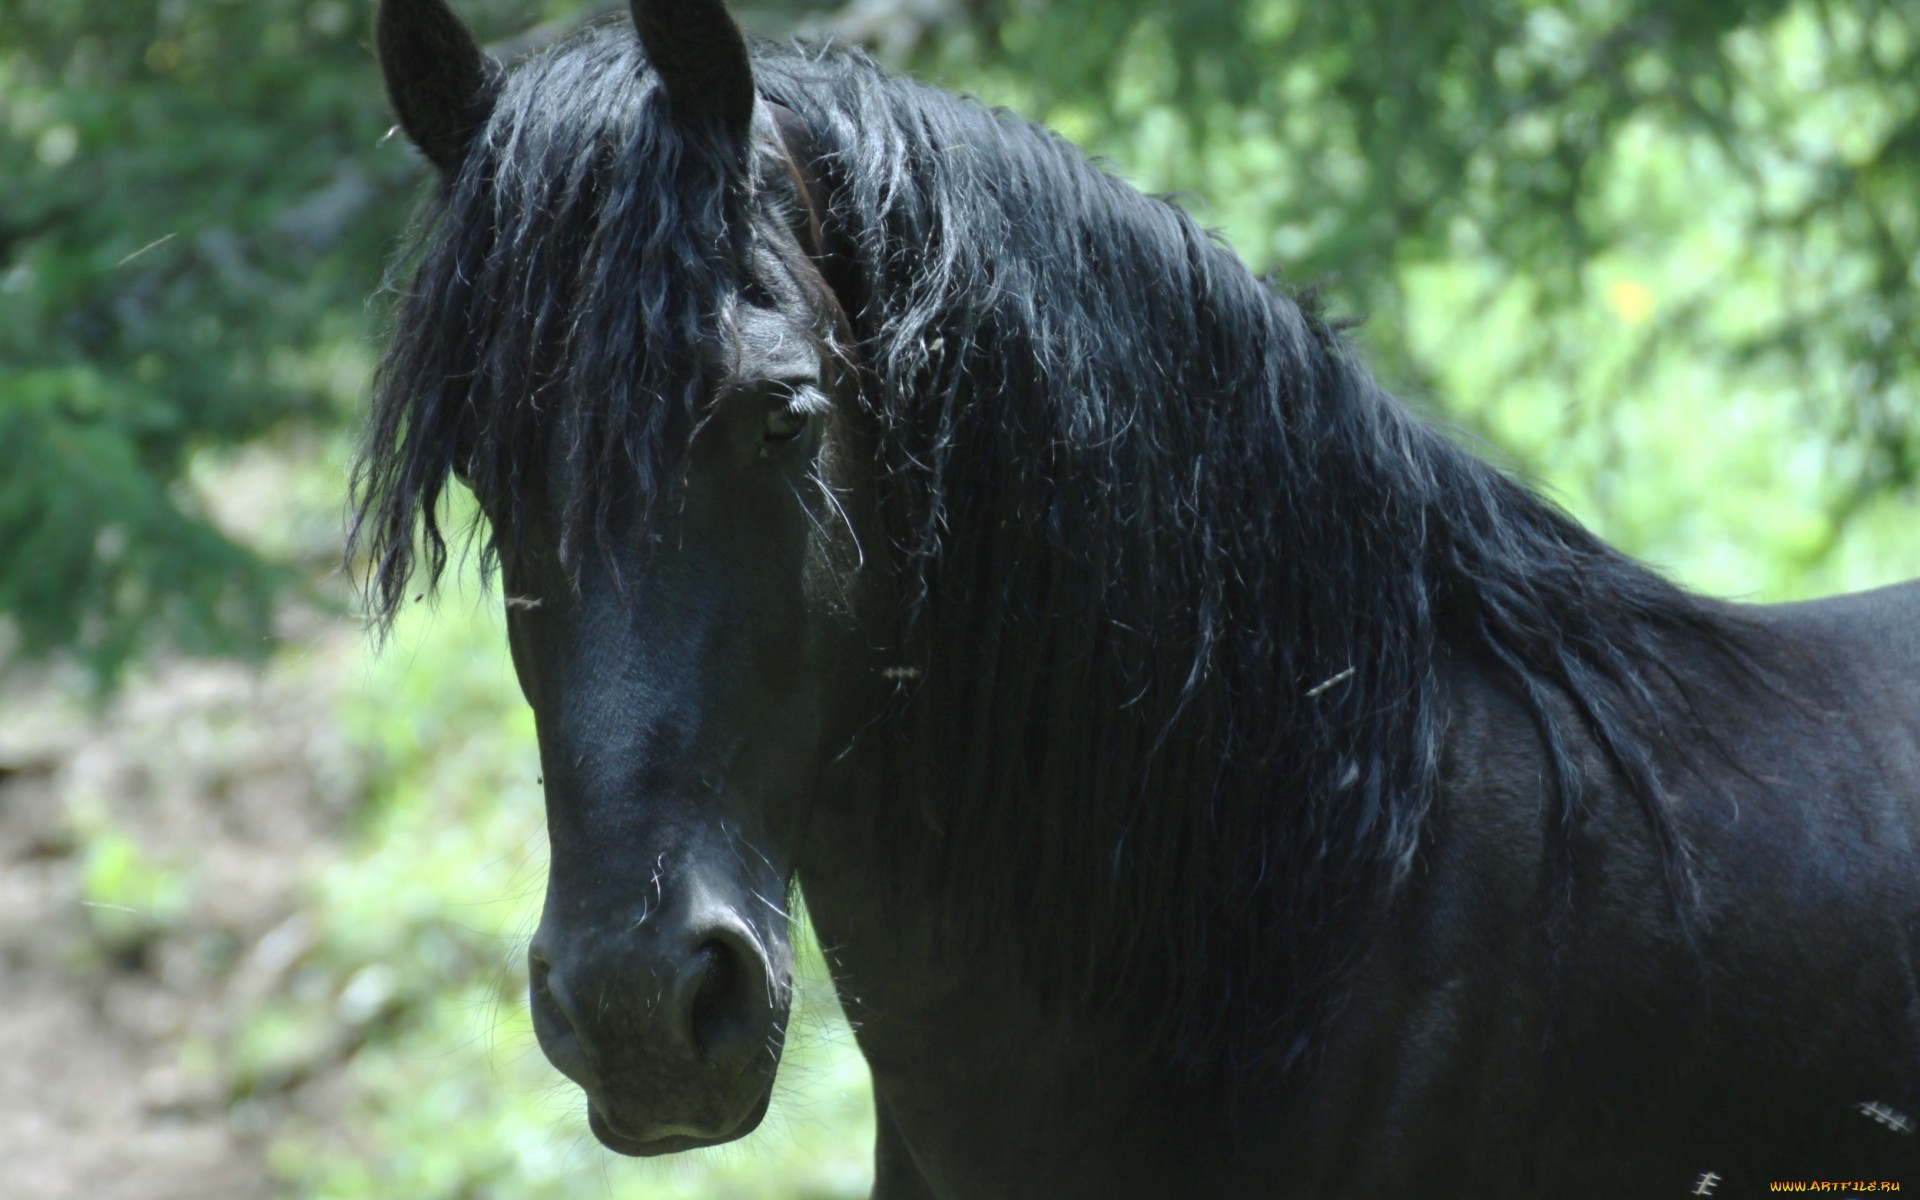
[806,75,1706,1072]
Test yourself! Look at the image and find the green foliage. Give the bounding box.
[0,0,403,678]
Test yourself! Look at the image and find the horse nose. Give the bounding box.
[528,918,774,1077]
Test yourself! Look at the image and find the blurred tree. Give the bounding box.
[0,0,600,683]
[1,0,384,681]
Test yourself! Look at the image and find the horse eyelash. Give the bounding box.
[775,381,831,415]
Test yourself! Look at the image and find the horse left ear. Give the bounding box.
[629,0,756,143]
[377,0,504,174]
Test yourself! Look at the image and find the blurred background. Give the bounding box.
[1,0,1916,1195]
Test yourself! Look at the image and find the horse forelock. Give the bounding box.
[353,25,813,626]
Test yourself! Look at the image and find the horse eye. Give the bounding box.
[762,402,811,444]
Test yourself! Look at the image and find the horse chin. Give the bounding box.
[586,1088,773,1158]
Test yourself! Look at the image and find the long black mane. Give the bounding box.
[353,27,1762,1074]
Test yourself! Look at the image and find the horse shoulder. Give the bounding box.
[1276,620,1920,1191]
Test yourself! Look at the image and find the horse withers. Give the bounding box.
[355,0,1920,1194]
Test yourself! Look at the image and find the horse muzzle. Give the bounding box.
[528,907,790,1156]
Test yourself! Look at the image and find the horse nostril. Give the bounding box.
[529,951,565,1017]
[674,931,768,1064]
[690,939,739,1048]
[527,950,600,1089]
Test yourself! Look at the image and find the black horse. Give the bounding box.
[354,1,1920,1194]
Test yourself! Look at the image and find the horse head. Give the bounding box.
[371,0,875,1155]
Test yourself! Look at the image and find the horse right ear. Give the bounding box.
[377,0,503,174]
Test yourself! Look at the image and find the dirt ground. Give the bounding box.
[0,627,368,1200]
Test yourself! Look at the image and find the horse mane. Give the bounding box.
[353,27,1763,1077]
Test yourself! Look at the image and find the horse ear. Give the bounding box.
[629,0,756,142]
[377,0,504,174]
